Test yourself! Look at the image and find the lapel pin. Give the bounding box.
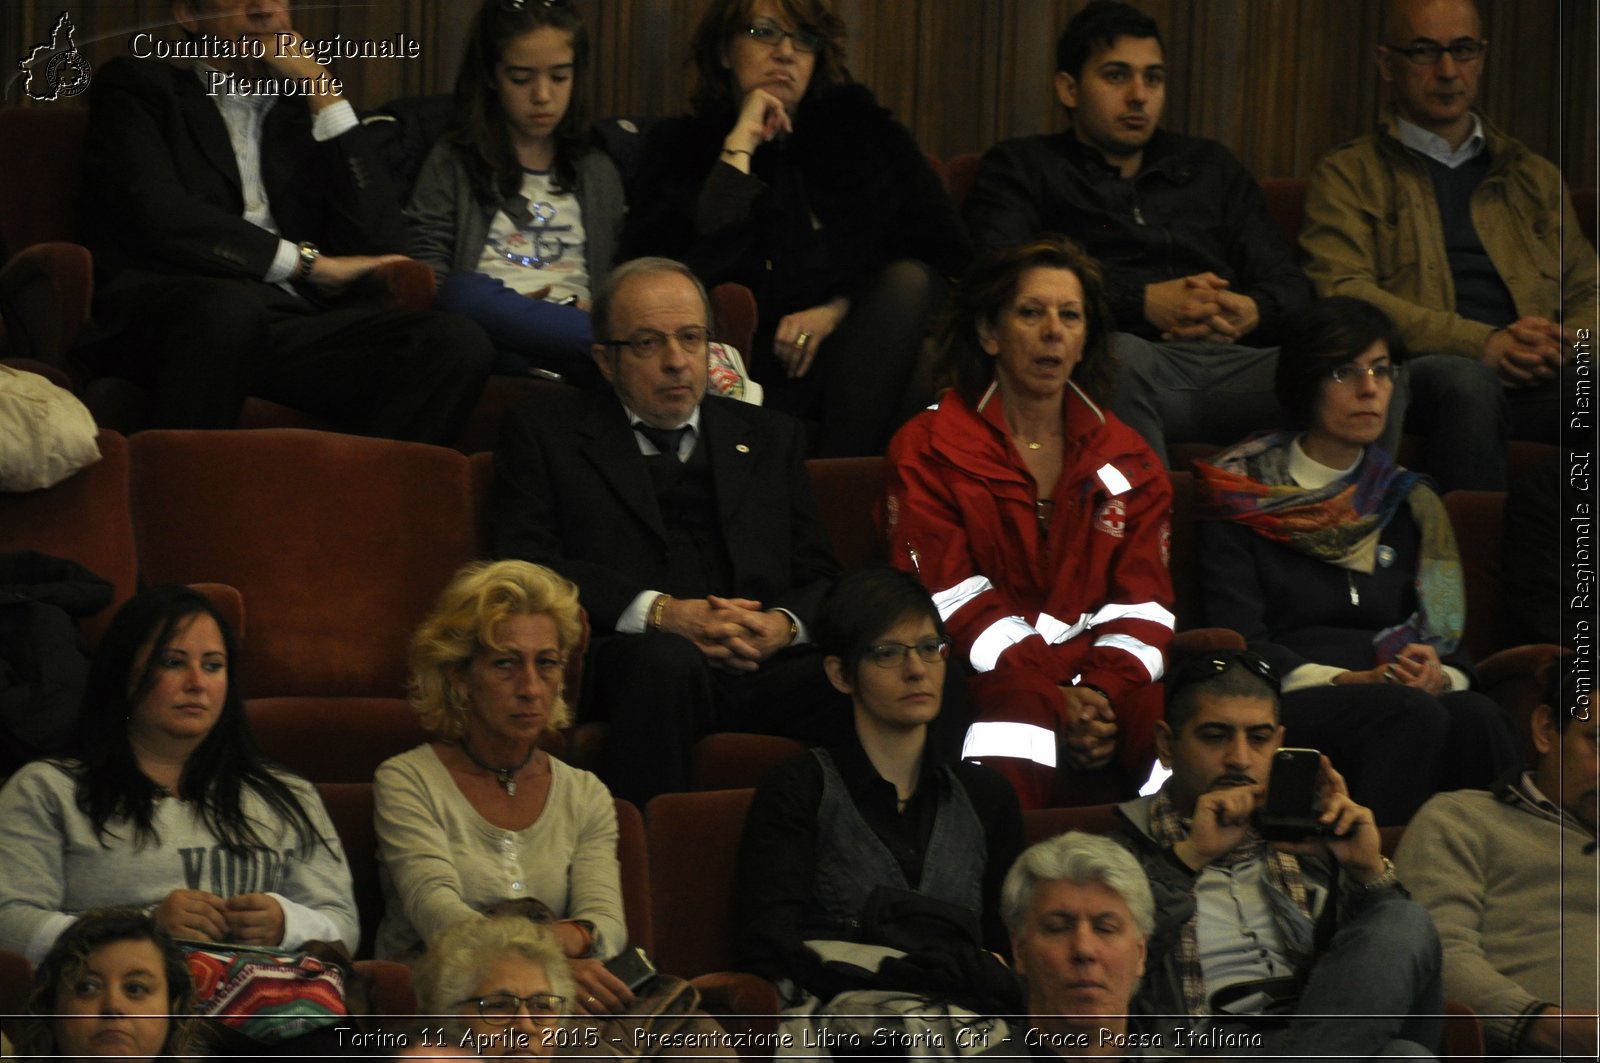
[735,443,750,453]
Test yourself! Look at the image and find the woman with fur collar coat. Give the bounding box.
[622,0,969,457]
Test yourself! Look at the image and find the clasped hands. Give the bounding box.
[1145,273,1260,344]
[656,595,794,672]
[1172,756,1385,883]
[1483,316,1569,388]
[1059,685,1118,771]
[1335,642,1451,695]
[153,888,286,946]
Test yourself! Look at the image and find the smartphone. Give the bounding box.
[1255,747,1326,841]
[603,946,658,991]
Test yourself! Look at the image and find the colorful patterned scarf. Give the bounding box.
[1147,788,1311,1016]
[1193,431,1463,661]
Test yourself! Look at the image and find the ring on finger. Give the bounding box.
[795,330,812,348]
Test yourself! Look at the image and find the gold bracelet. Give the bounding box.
[784,612,798,645]
[649,594,671,631]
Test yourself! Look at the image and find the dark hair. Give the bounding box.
[15,907,201,1060]
[68,586,323,855]
[1275,296,1408,429]
[935,234,1116,406]
[1164,651,1280,733]
[687,0,849,119]
[1542,661,1585,736]
[451,0,591,203]
[814,566,946,683]
[1056,0,1163,79]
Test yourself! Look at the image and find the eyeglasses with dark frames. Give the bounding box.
[744,18,824,54]
[1383,39,1486,65]
[456,991,566,1026]
[597,326,711,360]
[863,637,952,669]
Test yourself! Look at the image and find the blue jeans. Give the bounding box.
[1274,893,1444,1061]
[436,271,600,385]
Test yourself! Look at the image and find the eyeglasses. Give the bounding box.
[1168,649,1280,693]
[744,19,824,54]
[598,326,711,360]
[457,992,566,1026]
[1328,362,1401,386]
[501,0,570,10]
[863,637,951,669]
[1383,39,1486,65]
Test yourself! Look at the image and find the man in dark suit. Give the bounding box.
[492,257,849,803]
[78,0,492,440]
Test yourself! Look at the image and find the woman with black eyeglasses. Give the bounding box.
[620,0,969,457]
[734,567,1024,1016]
[1194,296,1517,824]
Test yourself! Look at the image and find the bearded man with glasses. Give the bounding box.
[491,257,849,805]
[1301,0,1596,491]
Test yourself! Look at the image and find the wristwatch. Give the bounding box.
[295,241,320,282]
[1355,856,1401,892]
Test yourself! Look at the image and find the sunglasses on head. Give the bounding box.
[1167,648,1280,694]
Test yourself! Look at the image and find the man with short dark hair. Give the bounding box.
[963,0,1315,465]
[491,257,848,804]
[1395,666,1598,1060]
[1113,650,1443,1058]
[80,0,493,439]
[1300,0,1596,489]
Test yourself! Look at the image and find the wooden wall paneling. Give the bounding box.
[5,0,1596,188]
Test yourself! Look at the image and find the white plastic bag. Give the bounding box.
[0,365,99,491]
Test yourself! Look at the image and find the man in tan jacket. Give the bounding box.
[1300,0,1596,491]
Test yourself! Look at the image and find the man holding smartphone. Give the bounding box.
[1111,650,1444,1058]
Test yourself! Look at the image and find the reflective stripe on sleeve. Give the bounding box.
[1035,611,1091,645]
[1092,633,1166,681]
[1085,601,1176,631]
[962,721,1058,768]
[930,575,993,620]
[969,615,1038,672]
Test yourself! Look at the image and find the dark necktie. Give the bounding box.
[634,423,688,462]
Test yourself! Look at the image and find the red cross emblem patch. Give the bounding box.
[1094,498,1127,538]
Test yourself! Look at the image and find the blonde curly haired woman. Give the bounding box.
[375,560,634,1017]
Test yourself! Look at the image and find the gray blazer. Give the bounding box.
[404,139,624,287]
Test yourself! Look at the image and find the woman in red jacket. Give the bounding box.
[883,236,1175,809]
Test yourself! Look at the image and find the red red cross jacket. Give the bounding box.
[883,382,1174,761]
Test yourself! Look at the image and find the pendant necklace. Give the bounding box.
[459,738,536,796]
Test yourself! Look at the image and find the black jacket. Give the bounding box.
[490,388,839,631]
[963,129,1312,344]
[621,84,970,328]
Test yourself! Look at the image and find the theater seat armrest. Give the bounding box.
[367,258,435,311]
[1172,627,1247,652]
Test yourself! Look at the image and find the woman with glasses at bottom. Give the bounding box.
[1193,296,1518,825]
[620,0,969,457]
[412,917,574,1059]
[734,567,1025,1032]
[374,561,633,1019]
